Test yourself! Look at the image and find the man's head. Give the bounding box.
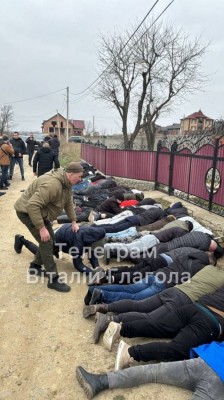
[42,142,50,148]
[29,133,34,138]
[115,193,124,203]
[185,220,193,232]
[3,135,9,142]
[13,131,19,139]
[65,162,84,185]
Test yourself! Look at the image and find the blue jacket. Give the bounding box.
[54,224,106,255]
[191,341,224,382]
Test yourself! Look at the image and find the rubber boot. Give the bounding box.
[76,366,109,399]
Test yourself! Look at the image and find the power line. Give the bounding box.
[69,0,175,104]
[69,0,160,97]
[0,88,66,106]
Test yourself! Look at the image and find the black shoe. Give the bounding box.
[89,288,103,305]
[22,177,25,181]
[4,182,10,187]
[47,276,71,292]
[76,366,109,399]
[29,262,47,277]
[9,176,12,180]
[0,186,8,190]
[14,234,24,254]
[0,192,6,196]
[87,270,108,286]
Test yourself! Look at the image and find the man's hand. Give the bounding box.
[72,221,79,232]
[39,226,51,242]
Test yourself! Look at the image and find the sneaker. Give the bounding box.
[103,321,121,351]
[29,263,47,277]
[89,288,102,305]
[115,340,133,371]
[83,304,97,319]
[14,234,24,254]
[93,312,110,344]
[22,177,25,181]
[47,275,71,292]
[88,210,97,224]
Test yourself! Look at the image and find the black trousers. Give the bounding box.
[109,256,167,284]
[126,303,223,362]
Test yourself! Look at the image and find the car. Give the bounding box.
[68,136,84,143]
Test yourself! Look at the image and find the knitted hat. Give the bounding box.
[65,162,84,173]
[2,135,9,141]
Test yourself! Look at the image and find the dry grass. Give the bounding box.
[59,141,81,166]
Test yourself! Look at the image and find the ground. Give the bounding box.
[1,158,223,400]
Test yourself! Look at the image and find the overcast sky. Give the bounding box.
[1,0,224,134]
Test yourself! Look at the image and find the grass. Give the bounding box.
[59,141,81,166]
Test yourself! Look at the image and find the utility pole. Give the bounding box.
[66,86,69,142]
[57,109,60,141]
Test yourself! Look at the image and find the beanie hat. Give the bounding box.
[65,162,84,173]
[3,135,9,141]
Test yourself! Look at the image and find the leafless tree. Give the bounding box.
[0,105,14,134]
[94,21,208,149]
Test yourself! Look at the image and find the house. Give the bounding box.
[158,123,181,137]
[41,113,85,137]
[180,110,213,134]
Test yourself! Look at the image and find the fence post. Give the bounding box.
[155,140,162,189]
[168,140,178,196]
[208,136,220,212]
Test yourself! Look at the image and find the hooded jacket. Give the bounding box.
[33,146,60,176]
[14,168,76,229]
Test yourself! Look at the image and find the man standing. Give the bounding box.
[14,162,83,292]
[48,134,60,160]
[33,142,60,176]
[26,133,39,166]
[9,131,26,180]
[0,135,14,189]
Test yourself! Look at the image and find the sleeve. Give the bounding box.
[26,184,55,229]
[32,152,39,173]
[64,193,76,222]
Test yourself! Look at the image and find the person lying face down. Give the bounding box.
[76,341,224,400]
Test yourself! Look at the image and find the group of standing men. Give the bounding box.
[0,131,60,192]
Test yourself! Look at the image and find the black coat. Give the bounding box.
[26,137,39,152]
[33,147,60,176]
[9,137,26,157]
[49,137,60,154]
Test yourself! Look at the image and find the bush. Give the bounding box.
[59,141,81,167]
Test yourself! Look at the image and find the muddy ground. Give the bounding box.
[1,158,223,400]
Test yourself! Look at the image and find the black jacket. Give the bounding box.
[26,137,39,152]
[49,137,60,153]
[33,147,60,176]
[96,196,122,215]
[9,137,26,157]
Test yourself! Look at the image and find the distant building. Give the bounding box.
[41,114,85,137]
[158,123,181,137]
[180,110,213,134]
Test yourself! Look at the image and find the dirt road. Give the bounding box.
[0,159,197,400]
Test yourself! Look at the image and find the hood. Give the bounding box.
[45,168,71,189]
[40,147,51,153]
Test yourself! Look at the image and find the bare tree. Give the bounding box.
[94,21,208,149]
[0,105,14,134]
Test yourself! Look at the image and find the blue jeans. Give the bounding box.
[0,165,9,187]
[90,275,166,303]
[10,157,24,178]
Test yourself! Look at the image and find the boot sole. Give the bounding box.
[76,367,94,400]
[93,312,107,344]
[47,283,71,292]
[115,340,127,371]
[103,322,120,352]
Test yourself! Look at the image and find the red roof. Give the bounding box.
[69,119,85,129]
[184,110,212,120]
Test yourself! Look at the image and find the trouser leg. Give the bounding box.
[108,358,202,392]
[9,157,16,176]
[108,293,163,314]
[17,158,24,177]
[0,165,8,187]
[129,304,220,362]
[16,212,57,277]
[21,237,38,255]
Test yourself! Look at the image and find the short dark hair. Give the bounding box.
[214,246,224,259]
[185,220,193,232]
